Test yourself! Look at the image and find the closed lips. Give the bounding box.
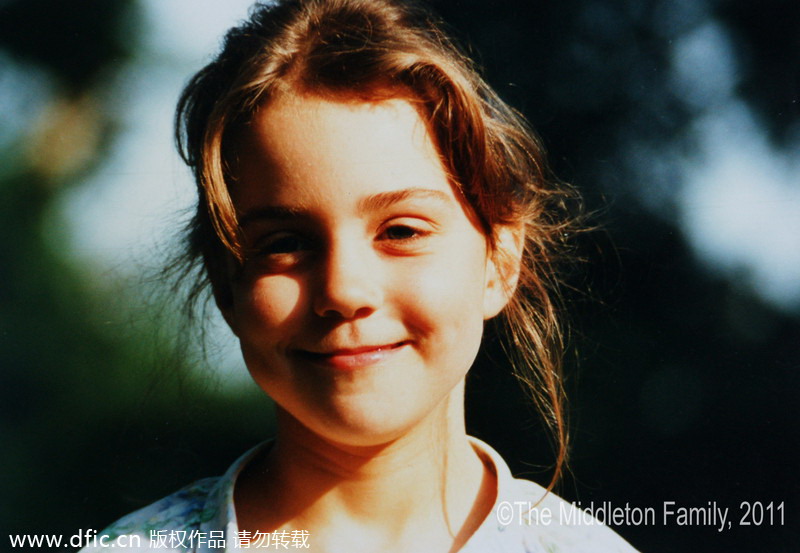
[307,342,408,356]
[295,341,410,369]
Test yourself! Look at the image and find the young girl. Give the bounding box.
[85,0,637,551]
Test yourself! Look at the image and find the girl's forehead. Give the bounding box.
[247,94,433,161]
[231,94,451,204]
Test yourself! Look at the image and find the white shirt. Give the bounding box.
[81,437,638,552]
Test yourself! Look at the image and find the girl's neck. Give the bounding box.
[235,383,497,552]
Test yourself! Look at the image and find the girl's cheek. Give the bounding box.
[236,276,304,331]
[397,249,487,324]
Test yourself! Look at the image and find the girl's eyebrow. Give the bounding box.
[239,205,307,228]
[239,188,452,228]
[357,188,453,213]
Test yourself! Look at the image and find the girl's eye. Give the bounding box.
[377,219,434,251]
[260,234,306,254]
[383,225,421,241]
[247,232,311,271]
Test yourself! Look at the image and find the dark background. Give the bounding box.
[1,1,798,551]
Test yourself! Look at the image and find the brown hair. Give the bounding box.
[175,0,577,489]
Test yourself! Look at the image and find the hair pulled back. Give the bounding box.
[175,0,577,489]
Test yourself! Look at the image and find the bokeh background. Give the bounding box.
[1,0,798,551]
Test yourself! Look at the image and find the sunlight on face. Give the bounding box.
[224,94,510,446]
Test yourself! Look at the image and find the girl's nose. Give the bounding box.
[312,242,383,320]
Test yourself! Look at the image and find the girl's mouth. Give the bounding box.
[297,341,410,371]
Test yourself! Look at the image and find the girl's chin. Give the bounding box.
[268,378,463,449]
[309,415,422,448]
[279,405,440,450]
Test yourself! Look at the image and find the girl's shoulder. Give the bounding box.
[78,443,266,552]
[513,479,640,553]
[467,437,640,553]
[78,477,222,552]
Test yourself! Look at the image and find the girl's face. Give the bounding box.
[224,94,512,447]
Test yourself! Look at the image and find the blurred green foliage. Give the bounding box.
[0,0,273,540]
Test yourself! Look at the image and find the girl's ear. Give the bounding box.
[213,285,240,337]
[216,293,240,337]
[211,257,241,337]
[483,223,524,319]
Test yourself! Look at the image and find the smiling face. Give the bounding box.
[223,94,514,447]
